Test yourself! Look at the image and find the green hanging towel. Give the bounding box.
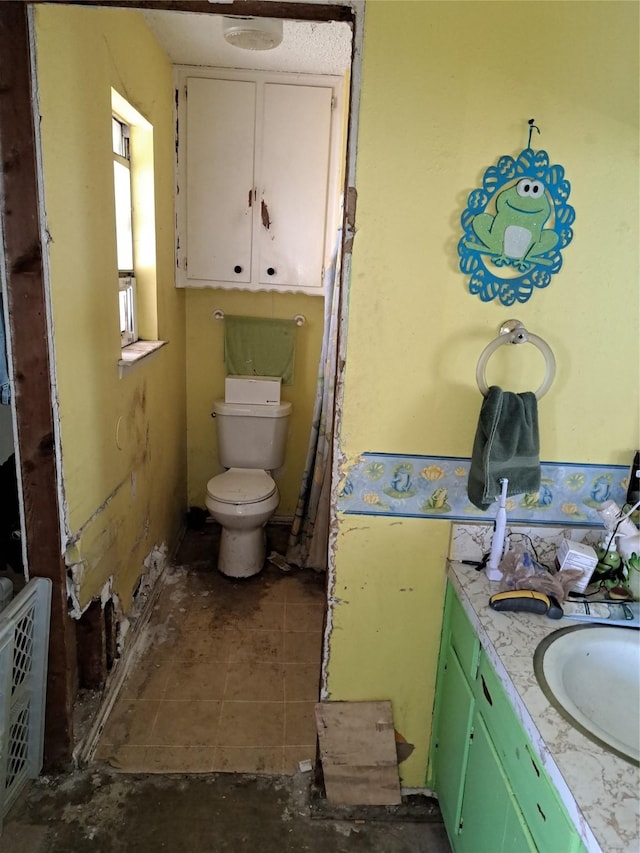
[224,315,296,385]
[467,386,541,510]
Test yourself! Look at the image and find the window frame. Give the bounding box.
[112,113,138,348]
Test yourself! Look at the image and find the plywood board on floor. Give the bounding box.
[315,700,401,805]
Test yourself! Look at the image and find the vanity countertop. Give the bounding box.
[446,554,639,853]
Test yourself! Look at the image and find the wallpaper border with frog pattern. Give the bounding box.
[338,455,629,527]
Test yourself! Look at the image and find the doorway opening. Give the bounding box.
[1,1,361,770]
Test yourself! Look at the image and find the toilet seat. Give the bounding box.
[206,468,276,505]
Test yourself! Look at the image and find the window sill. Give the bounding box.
[118,340,167,378]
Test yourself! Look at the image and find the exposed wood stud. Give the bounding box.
[0,1,76,769]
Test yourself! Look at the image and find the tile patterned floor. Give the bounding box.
[94,523,326,775]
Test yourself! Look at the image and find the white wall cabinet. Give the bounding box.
[175,67,344,295]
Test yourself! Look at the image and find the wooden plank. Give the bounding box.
[29,1,355,23]
[315,700,402,805]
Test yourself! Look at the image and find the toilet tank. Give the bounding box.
[213,400,292,470]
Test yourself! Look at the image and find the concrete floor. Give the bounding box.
[3,768,451,852]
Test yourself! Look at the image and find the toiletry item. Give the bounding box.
[597,500,637,538]
[595,536,622,574]
[489,590,563,619]
[486,477,508,581]
[616,531,640,565]
[556,539,598,593]
[562,599,639,627]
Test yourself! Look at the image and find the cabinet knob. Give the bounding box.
[266,267,276,276]
[233,265,243,274]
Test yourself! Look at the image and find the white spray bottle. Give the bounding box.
[487,477,508,582]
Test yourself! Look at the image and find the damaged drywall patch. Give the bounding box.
[321,451,365,700]
[65,541,168,626]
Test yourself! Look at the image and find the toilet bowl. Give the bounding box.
[205,468,280,578]
[205,387,291,577]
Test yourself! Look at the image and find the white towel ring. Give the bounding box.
[476,320,556,400]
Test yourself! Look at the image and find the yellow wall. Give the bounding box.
[185,290,324,517]
[34,5,186,611]
[327,0,639,786]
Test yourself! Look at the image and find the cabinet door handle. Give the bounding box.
[481,675,493,706]
[525,743,541,777]
[261,199,271,230]
[266,267,276,277]
[233,265,243,274]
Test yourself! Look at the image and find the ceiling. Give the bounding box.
[141,9,352,76]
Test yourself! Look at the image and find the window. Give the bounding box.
[112,115,137,346]
[111,90,164,374]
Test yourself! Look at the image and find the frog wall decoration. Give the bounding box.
[458,145,574,305]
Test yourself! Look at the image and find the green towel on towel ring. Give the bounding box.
[224,315,296,385]
[467,386,540,511]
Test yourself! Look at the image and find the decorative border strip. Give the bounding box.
[338,454,628,527]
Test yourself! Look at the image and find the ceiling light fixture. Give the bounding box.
[222,17,283,51]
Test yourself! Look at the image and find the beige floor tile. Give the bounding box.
[285,702,318,746]
[183,606,218,634]
[284,663,320,702]
[212,746,284,775]
[95,744,150,772]
[171,627,224,663]
[224,661,284,702]
[164,661,228,700]
[150,700,221,747]
[227,628,284,662]
[142,746,215,773]
[149,582,193,625]
[119,660,170,701]
[285,603,325,632]
[284,745,317,774]
[254,577,287,604]
[283,631,322,664]
[139,622,186,662]
[284,575,326,604]
[99,699,159,747]
[217,701,284,748]
[224,600,285,632]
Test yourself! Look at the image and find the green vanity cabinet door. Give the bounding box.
[458,710,536,853]
[476,653,587,853]
[432,584,588,853]
[447,583,480,679]
[430,583,479,844]
[432,642,475,839]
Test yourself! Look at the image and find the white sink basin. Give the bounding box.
[534,624,640,765]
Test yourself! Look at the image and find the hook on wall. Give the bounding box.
[527,118,541,148]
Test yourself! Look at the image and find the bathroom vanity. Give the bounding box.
[429,527,639,853]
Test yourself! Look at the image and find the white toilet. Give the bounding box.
[205,383,292,578]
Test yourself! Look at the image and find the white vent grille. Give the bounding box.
[0,579,51,833]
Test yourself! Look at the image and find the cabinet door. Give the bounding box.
[433,643,475,841]
[186,77,256,284]
[256,83,333,290]
[476,653,584,852]
[458,711,536,853]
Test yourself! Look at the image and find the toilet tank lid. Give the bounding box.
[212,400,292,418]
